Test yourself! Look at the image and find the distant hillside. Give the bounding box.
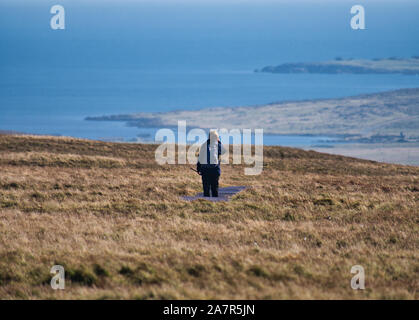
[256,58,419,75]
[87,88,419,139]
[0,135,418,299]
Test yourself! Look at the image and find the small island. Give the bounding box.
[256,57,419,75]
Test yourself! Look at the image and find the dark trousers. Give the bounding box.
[201,170,220,197]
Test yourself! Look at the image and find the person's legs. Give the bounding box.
[202,173,210,197]
[210,172,220,197]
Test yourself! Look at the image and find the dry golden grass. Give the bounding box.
[0,134,417,299]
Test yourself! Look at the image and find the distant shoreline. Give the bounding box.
[256,57,419,75]
[86,87,419,142]
[84,86,419,165]
[308,143,419,167]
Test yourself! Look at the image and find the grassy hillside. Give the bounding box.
[0,135,418,299]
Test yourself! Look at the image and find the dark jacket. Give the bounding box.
[197,139,223,175]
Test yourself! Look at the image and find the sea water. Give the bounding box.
[1,0,419,146]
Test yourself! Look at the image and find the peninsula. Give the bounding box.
[86,88,419,140]
[256,57,419,75]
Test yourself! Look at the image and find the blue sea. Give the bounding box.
[1,0,419,146]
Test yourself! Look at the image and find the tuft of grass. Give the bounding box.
[313,198,334,206]
[247,266,270,278]
[282,211,296,221]
[119,266,134,276]
[187,264,206,278]
[93,264,109,277]
[66,268,97,287]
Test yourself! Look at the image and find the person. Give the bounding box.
[196,130,226,197]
